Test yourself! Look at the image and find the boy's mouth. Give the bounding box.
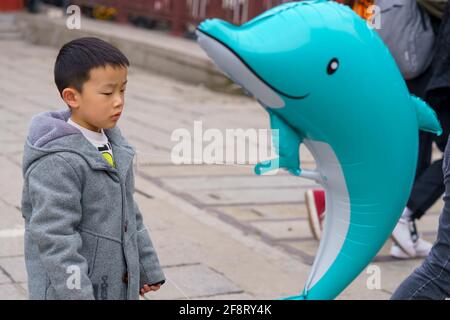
[111,112,122,121]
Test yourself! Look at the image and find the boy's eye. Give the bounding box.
[102,92,113,96]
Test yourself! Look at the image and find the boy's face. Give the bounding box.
[64,65,128,132]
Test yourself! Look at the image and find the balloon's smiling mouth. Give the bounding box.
[287,92,310,100]
[196,29,310,108]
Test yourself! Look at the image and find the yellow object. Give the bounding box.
[102,152,116,168]
[93,5,117,21]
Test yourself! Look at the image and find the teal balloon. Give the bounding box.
[196,0,442,299]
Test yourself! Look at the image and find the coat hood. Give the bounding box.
[23,109,135,176]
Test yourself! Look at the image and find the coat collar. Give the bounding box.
[24,109,136,180]
[73,126,136,179]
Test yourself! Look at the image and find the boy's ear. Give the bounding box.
[62,87,81,109]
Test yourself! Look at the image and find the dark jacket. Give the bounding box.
[426,1,450,108]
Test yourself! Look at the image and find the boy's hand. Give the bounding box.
[140,283,162,297]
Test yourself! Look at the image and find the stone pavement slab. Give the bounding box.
[146,264,243,300]
[0,256,27,284]
[0,284,26,300]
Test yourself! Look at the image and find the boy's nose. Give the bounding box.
[113,95,124,108]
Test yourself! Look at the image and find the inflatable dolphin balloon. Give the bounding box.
[196,0,442,299]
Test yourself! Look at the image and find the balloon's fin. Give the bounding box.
[255,108,301,176]
[255,109,321,182]
[412,95,442,136]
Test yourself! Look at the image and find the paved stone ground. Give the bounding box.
[0,16,443,300]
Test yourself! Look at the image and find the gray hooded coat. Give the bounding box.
[21,109,165,300]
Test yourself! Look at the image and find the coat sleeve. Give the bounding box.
[132,173,165,288]
[27,155,95,300]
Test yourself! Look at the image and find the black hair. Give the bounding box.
[54,37,130,96]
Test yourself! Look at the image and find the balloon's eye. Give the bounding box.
[327,58,339,75]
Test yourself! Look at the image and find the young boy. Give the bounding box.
[21,37,165,300]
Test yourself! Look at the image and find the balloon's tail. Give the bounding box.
[282,294,307,300]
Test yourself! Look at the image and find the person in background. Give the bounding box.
[392,1,450,298]
[25,0,40,13]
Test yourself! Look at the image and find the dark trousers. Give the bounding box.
[405,68,450,221]
[407,110,450,220]
[392,137,450,299]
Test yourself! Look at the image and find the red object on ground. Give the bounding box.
[305,189,326,240]
[312,190,326,217]
[0,0,24,11]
